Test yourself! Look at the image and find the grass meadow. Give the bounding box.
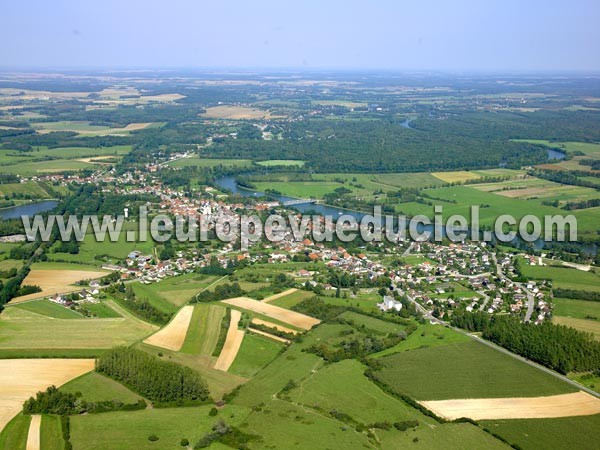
[61,372,142,403]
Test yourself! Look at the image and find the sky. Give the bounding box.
[1,0,599,72]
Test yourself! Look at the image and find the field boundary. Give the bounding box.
[25,414,40,450]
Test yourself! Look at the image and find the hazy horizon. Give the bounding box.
[1,0,599,72]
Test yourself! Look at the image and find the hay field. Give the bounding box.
[420,391,600,420]
[143,305,194,351]
[261,288,298,303]
[0,359,94,431]
[251,318,298,334]
[12,269,108,303]
[32,121,154,136]
[222,297,320,330]
[213,309,244,371]
[431,171,481,183]
[25,414,40,450]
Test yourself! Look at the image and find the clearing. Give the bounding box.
[0,359,94,431]
[143,305,194,351]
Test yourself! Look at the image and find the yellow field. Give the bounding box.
[201,105,275,120]
[221,297,320,330]
[213,310,244,372]
[431,171,482,183]
[12,269,108,303]
[553,316,600,339]
[420,391,600,420]
[247,327,291,344]
[261,288,298,303]
[0,359,94,431]
[143,306,194,351]
[26,414,40,450]
[251,318,298,334]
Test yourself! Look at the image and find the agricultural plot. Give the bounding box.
[372,323,470,357]
[519,264,600,292]
[143,305,194,351]
[0,302,157,352]
[167,156,252,168]
[39,414,62,450]
[481,414,600,450]
[11,268,108,303]
[0,359,94,431]
[261,288,298,303]
[213,309,244,371]
[0,414,30,450]
[250,318,297,334]
[421,391,600,420]
[337,310,407,334]
[553,316,600,338]
[229,333,283,378]
[69,405,250,450]
[221,297,320,330]
[0,160,94,176]
[238,399,374,449]
[31,121,154,136]
[14,299,83,319]
[0,182,50,199]
[553,297,600,320]
[180,304,225,356]
[256,159,305,167]
[201,105,277,119]
[60,372,142,403]
[25,414,40,450]
[431,171,482,183]
[261,288,313,310]
[287,359,424,424]
[374,341,577,401]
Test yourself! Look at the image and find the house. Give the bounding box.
[377,295,403,312]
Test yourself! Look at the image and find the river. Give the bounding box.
[0,200,58,220]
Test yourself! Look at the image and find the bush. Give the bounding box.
[209,407,218,416]
[180,438,190,447]
[148,434,159,442]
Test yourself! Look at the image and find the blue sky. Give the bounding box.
[1,0,599,71]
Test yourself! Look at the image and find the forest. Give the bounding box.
[95,347,209,403]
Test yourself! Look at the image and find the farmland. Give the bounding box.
[60,372,142,403]
[143,305,194,351]
[11,268,108,302]
[519,264,600,292]
[0,359,94,431]
[374,341,577,400]
[229,333,283,378]
[0,302,157,351]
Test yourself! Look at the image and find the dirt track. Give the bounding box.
[222,297,320,330]
[0,359,94,431]
[12,269,108,303]
[420,391,600,420]
[213,309,244,371]
[143,305,194,351]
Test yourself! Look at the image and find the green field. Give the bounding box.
[287,359,423,424]
[373,323,470,357]
[14,299,83,319]
[0,301,157,351]
[0,159,94,176]
[0,181,51,198]
[83,301,122,318]
[267,289,314,309]
[481,414,600,450]
[168,157,252,168]
[256,159,305,167]
[229,333,283,378]
[0,414,30,450]
[69,405,249,450]
[375,341,577,400]
[338,310,407,334]
[553,297,600,320]
[180,303,225,356]
[61,372,142,403]
[553,316,600,338]
[40,415,64,450]
[519,264,600,291]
